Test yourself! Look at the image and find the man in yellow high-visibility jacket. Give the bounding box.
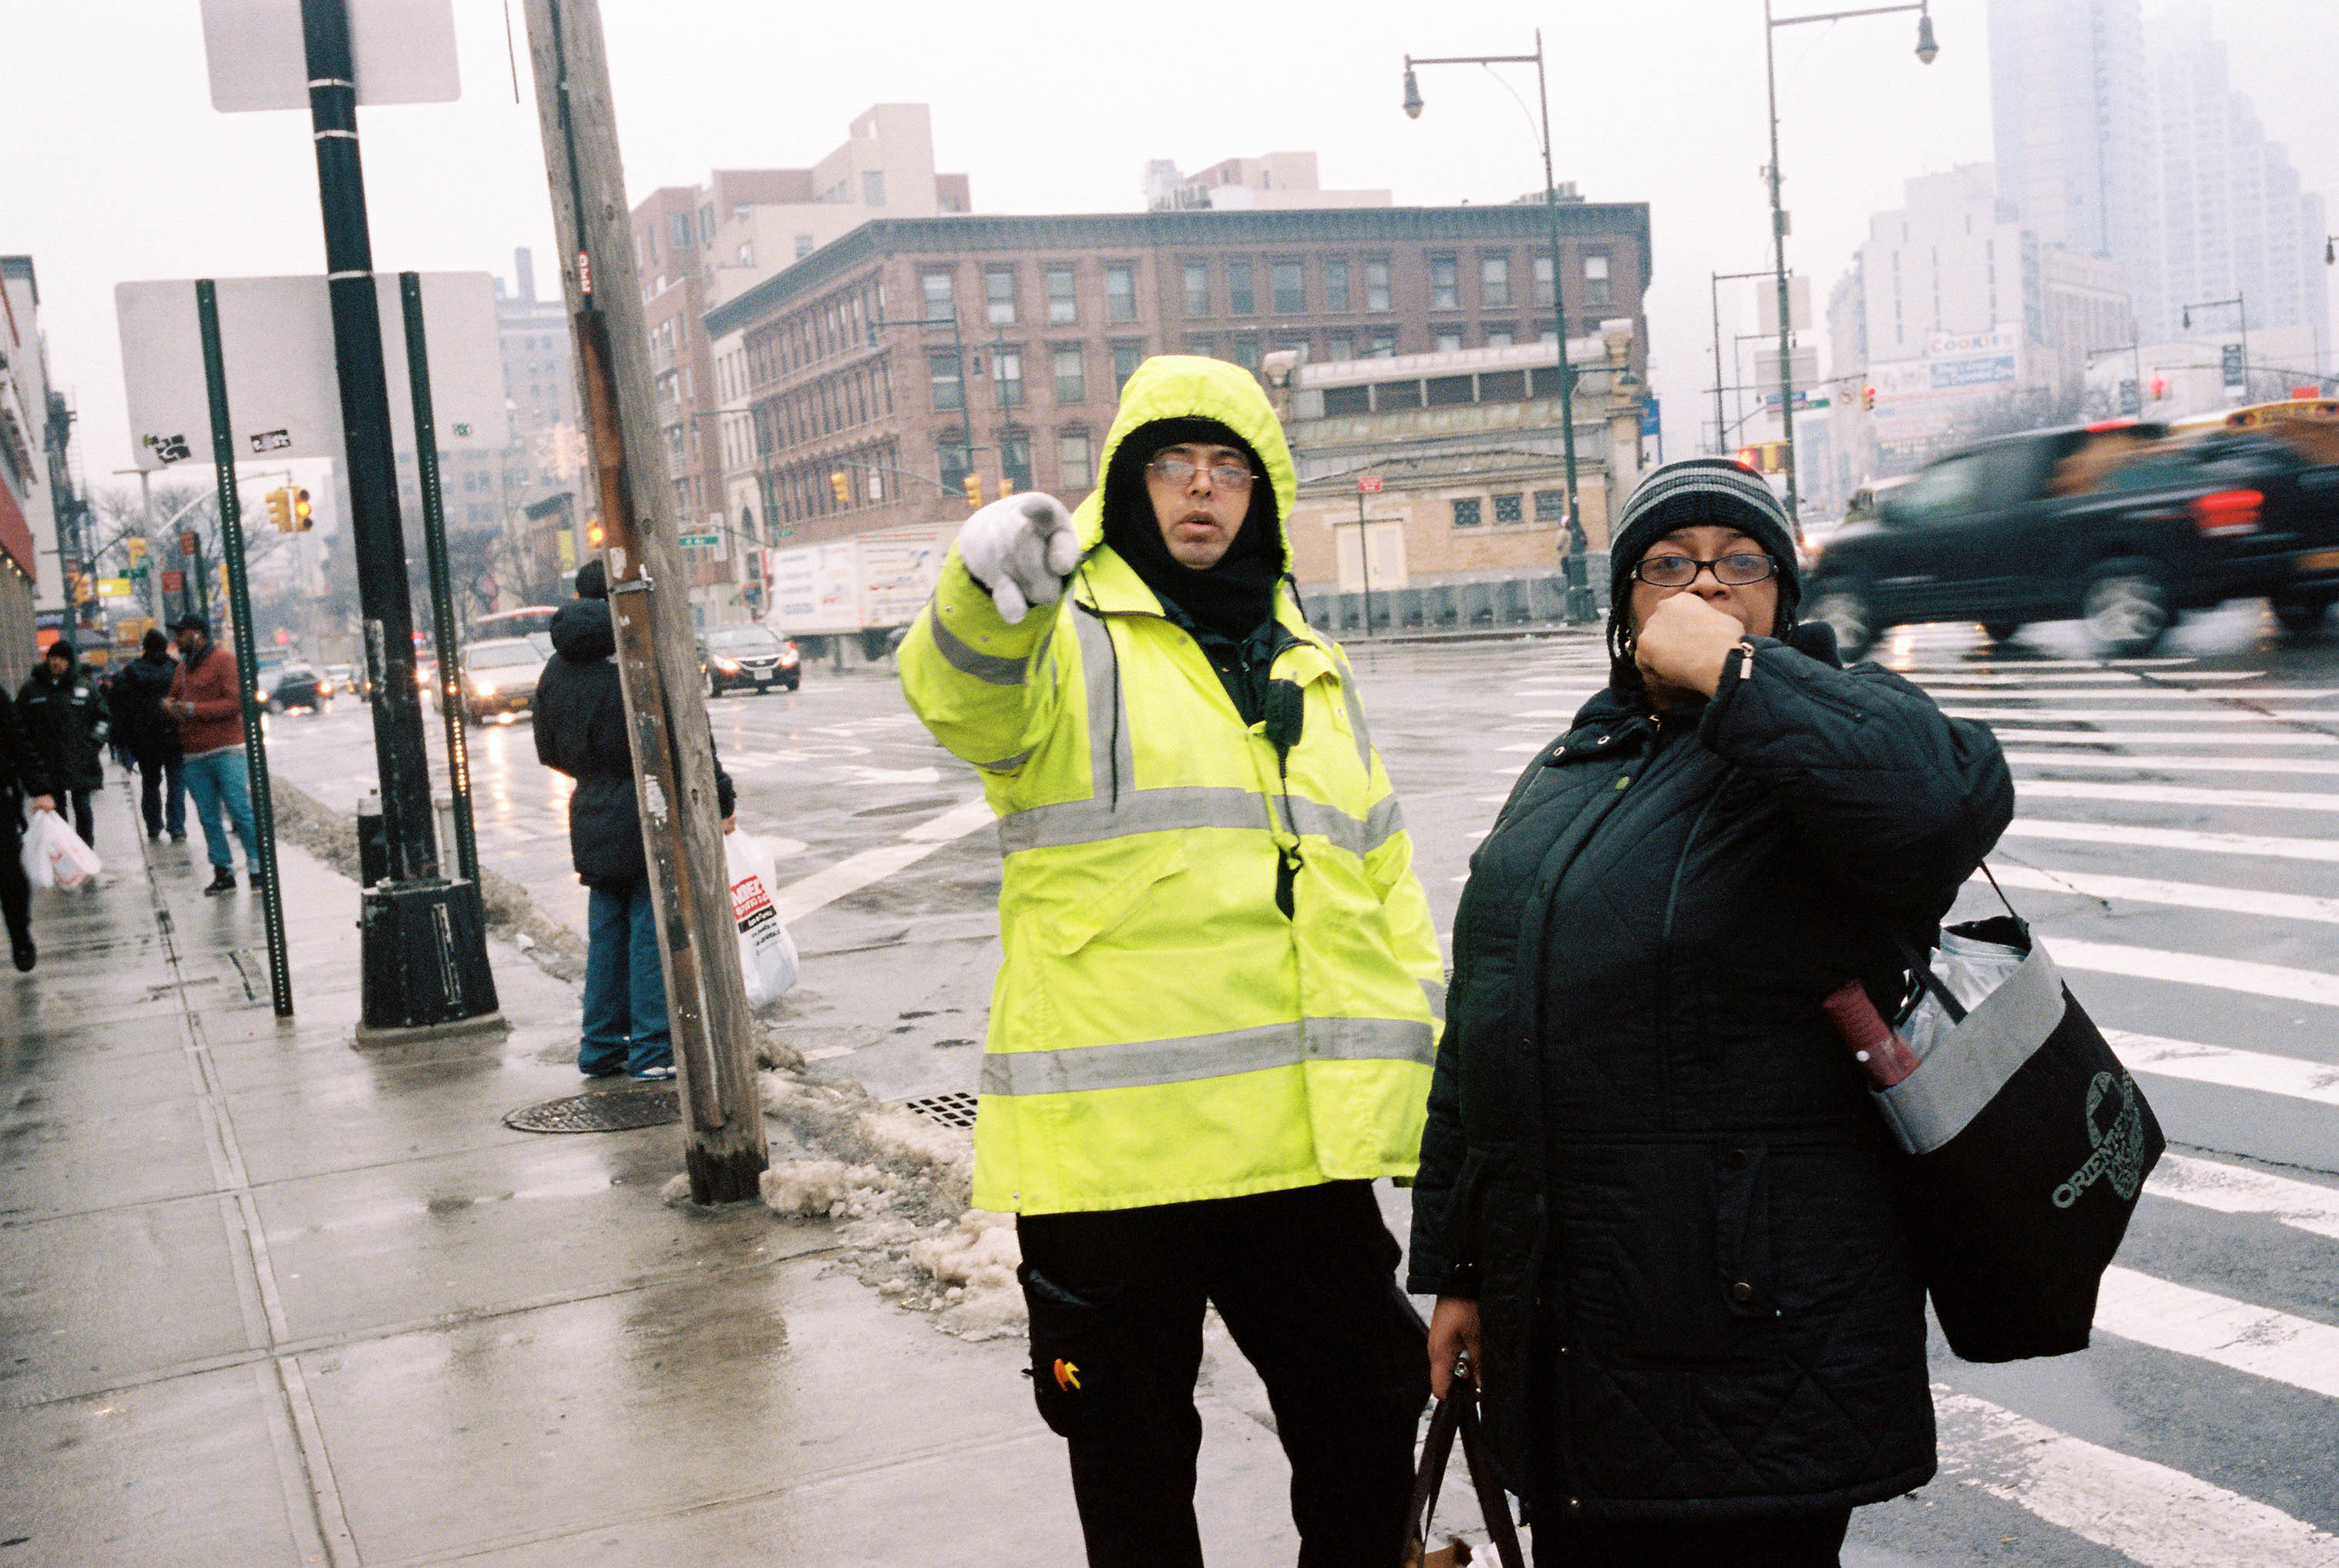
[900,356,1440,1567]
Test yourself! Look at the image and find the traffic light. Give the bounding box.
[1733,445,1763,473]
[998,475,1017,497]
[963,473,983,509]
[292,488,312,531]
[125,537,146,565]
[1860,384,1877,413]
[264,486,292,532]
[828,470,852,507]
[586,518,606,547]
[2149,374,2169,401]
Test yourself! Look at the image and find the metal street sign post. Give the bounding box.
[196,280,294,1017]
[523,0,768,1203]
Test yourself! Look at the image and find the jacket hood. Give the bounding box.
[1071,356,1298,561]
[42,641,77,677]
[550,598,617,663]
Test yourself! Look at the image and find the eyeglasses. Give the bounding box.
[1146,456,1258,490]
[1631,551,1777,588]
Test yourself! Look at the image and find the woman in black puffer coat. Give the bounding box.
[1410,459,2014,1568]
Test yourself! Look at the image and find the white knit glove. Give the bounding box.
[957,494,1080,624]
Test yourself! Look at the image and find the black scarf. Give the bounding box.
[1099,417,1283,642]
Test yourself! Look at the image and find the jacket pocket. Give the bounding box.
[1588,1143,1774,1365]
[1040,838,1188,956]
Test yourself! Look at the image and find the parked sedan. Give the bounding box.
[698,622,802,696]
[460,636,550,725]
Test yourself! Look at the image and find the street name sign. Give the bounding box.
[200,0,459,112]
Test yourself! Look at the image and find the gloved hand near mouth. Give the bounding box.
[958,493,1081,624]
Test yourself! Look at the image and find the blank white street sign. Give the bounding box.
[200,0,459,112]
[116,272,508,473]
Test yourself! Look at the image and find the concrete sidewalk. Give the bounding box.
[0,780,1313,1566]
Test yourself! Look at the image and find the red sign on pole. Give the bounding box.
[1356,475,1383,494]
[180,530,200,556]
[161,569,186,593]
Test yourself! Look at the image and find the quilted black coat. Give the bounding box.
[1408,634,2012,1524]
[536,599,735,888]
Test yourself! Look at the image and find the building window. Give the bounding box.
[1323,383,1371,415]
[1482,255,1511,308]
[1430,256,1460,311]
[1534,489,1566,522]
[1533,254,1555,307]
[1184,263,1209,316]
[1059,431,1094,489]
[1232,336,1260,371]
[985,268,1017,326]
[793,234,813,260]
[1486,327,1515,348]
[741,242,758,266]
[1327,331,1356,361]
[993,349,1025,407]
[1111,340,1144,390]
[1493,493,1524,525]
[922,271,955,324]
[939,442,973,490]
[1368,329,1397,358]
[1434,331,1464,353]
[1325,260,1351,314]
[1001,435,1033,492]
[929,351,964,411]
[1272,260,1306,314]
[1053,344,1085,403]
[1450,497,1483,528]
[1105,265,1137,321]
[862,170,886,207]
[671,213,693,249]
[1047,267,1078,324]
[1585,253,1612,307]
[1185,334,1216,358]
[1366,259,1392,312]
[1228,263,1255,315]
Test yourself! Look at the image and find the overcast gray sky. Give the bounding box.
[6,0,2334,489]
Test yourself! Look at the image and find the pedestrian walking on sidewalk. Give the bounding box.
[17,639,111,850]
[164,615,261,895]
[1410,460,2016,1568]
[113,630,188,844]
[0,684,59,971]
[535,559,737,1082]
[899,356,1442,1568]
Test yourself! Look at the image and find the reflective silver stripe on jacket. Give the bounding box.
[1364,795,1403,855]
[979,1015,1435,1096]
[996,784,1390,856]
[1075,610,1134,799]
[1420,978,1447,1024]
[929,613,1030,687]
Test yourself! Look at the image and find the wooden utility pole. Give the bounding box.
[520,0,768,1202]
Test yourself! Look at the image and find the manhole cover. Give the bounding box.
[902,1090,980,1130]
[505,1088,681,1133]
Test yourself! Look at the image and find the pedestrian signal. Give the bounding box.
[1733,446,1763,472]
[586,519,606,547]
[963,474,983,509]
[2149,374,2169,401]
[828,471,852,506]
[293,489,313,531]
[999,475,1017,497]
[264,487,292,531]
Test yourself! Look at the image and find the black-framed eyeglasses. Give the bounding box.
[1147,457,1257,490]
[1631,552,1777,588]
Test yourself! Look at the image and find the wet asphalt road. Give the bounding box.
[257,603,2339,1564]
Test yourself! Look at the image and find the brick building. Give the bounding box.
[701,201,1651,620]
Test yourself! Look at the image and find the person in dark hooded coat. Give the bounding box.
[0,683,58,970]
[534,559,737,1079]
[18,639,111,848]
[112,629,187,843]
[1410,458,2015,1567]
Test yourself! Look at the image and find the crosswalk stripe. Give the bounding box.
[2005,750,2339,776]
[2052,938,2339,1008]
[1922,683,2334,700]
[2107,1029,2339,1107]
[1986,730,2337,746]
[2005,818,2339,863]
[2019,779,2339,811]
[1932,1387,2339,1568]
[2149,1153,2339,1243]
[1947,707,2336,723]
[2096,1266,2339,1400]
[1984,862,2339,925]
[1894,656,2206,669]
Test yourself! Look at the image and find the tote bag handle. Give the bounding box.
[1403,1368,1525,1568]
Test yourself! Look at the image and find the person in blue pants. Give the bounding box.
[534,561,736,1079]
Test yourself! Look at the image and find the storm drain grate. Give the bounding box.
[505,1088,681,1133]
[901,1091,980,1130]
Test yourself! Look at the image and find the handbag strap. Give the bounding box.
[1404,1376,1526,1568]
[1884,861,2029,1026]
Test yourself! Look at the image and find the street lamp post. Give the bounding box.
[2181,294,2250,399]
[1404,31,1594,622]
[1763,0,1939,526]
[1711,268,1779,454]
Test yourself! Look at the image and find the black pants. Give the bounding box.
[65,788,93,849]
[1532,1507,1852,1567]
[0,811,28,942]
[1017,1180,1430,1568]
[139,753,186,840]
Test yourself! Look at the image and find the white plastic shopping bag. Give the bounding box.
[726,830,798,1006]
[25,810,101,891]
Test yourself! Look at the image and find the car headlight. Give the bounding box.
[473,677,496,696]
[716,658,741,673]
